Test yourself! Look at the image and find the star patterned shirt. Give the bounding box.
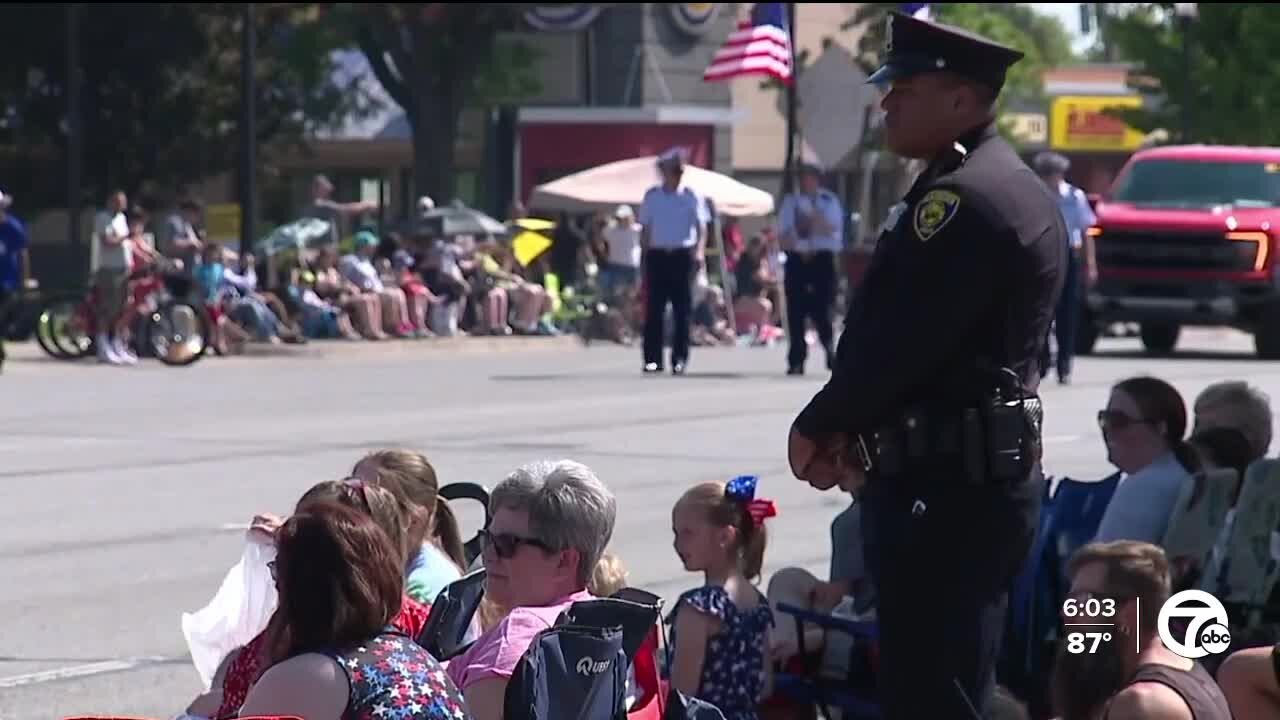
[329,631,473,720]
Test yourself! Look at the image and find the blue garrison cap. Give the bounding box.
[868,11,1025,92]
[657,147,687,170]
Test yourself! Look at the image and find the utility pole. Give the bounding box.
[780,2,798,199]
[67,3,83,283]
[240,3,257,253]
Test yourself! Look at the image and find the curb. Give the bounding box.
[1,334,584,366]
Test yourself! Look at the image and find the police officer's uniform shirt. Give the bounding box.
[778,189,845,253]
[639,185,708,250]
[794,121,1067,438]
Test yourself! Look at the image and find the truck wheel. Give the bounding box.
[1140,323,1180,356]
[1255,305,1280,359]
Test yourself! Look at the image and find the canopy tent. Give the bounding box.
[528,156,775,218]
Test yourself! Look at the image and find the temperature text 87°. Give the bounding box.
[1067,632,1113,654]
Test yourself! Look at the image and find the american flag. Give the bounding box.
[702,3,794,85]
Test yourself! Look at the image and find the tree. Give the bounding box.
[1105,4,1280,145]
[845,3,1077,106]
[347,3,541,205]
[0,3,378,214]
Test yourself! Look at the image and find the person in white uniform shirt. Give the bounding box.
[638,149,708,375]
[777,161,844,375]
[1034,151,1096,385]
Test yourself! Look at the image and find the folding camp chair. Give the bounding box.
[502,588,663,720]
[439,481,492,566]
[770,602,881,720]
[416,566,487,660]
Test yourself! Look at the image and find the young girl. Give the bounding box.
[668,475,777,720]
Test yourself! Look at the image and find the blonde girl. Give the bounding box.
[667,475,776,720]
[352,449,467,605]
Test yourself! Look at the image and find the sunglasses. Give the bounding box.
[1097,409,1152,430]
[479,529,555,559]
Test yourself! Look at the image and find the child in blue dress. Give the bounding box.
[667,475,777,720]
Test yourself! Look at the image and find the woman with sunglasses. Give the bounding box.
[188,479,433,720]
[443,459,617,720]
[238,502,472,720]
[1094,376,1200,545]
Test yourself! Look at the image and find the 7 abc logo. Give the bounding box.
[1157,590,1232,659]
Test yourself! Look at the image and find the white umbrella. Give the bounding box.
[528,156,775,218]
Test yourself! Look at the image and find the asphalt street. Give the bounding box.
[1,328,1276,719]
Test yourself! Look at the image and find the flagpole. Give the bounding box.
[777,2,798,348]
[780,2,798,199]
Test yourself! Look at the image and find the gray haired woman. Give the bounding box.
[443,459,617,720]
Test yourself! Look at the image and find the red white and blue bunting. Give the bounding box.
[523,4,604,32]
[668,3,720,37]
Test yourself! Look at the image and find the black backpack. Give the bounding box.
[503,621,629,720]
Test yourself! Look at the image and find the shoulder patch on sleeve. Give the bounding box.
[913,189,962,242]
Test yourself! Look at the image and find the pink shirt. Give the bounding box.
[446,589,594,690]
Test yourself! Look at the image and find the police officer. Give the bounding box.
[638,149,710,375]
[786,12,1066,719]
[1034,151,1097,386]
[778,161,845,375]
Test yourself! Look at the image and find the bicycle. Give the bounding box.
[35,263,212,366]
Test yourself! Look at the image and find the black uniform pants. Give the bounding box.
[784,250,836,369]
[643,247,694,366]
[1041,250,1081,380]
[859,465,1043,719]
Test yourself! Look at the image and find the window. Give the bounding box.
[1111,159,1280,208]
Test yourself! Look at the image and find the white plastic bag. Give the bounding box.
[181,539,278,689]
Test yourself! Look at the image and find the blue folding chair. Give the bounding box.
[770,602,881,720]
[999,473,1121,714]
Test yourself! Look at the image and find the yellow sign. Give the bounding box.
[1050,96,1146,152]
[1002,112,1048,145]
[204,203,241,244]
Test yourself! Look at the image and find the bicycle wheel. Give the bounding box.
[144,299,211,366]
[40,295,93,360]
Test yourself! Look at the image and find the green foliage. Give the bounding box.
[0,3,379,213]
[845,3,1076,105]
[344,3,540,202]
[1105,3,1280,145]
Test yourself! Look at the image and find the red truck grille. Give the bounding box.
[1096,230,1267,273]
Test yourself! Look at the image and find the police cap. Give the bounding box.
[867,11,1025,93]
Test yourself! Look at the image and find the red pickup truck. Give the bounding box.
[1081,144,1280,358]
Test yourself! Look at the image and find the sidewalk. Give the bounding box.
[2,333,581,369]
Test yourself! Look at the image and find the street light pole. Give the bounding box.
[1173,3,1197,143]
[240,3,257,253]
[67,3,83,282]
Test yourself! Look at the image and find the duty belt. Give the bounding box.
[851,401,1042,487]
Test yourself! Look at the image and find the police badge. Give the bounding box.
[912,190,961,241]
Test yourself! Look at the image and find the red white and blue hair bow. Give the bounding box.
[726,475,778,528]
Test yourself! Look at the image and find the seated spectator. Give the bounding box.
[194,243,251,355]
[767,494,870,663]
[340,231,414,338]
[224,251,303,344]
[314,245,384,340]
[444,459,616,720]
[296,269,362,341]
[1093,376,1200,544]
[691,274,735,346]
[1050,540,1231,720]
[460,241,511,336]
[733,235,777,334]
[187,479,434,720]
[236,502,471,720]
[1193,380,1273,462]
[351,449,467,605]
[420,241,469,336]
[1219,643,1280,718]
